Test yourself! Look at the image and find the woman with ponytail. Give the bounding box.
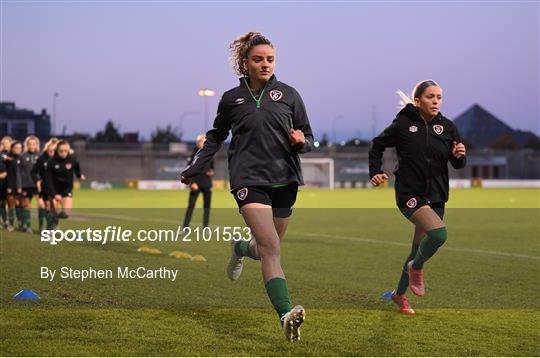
[181,31,313,342]
[369,80,466,314]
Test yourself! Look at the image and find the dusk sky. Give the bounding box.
[2,1,538,141]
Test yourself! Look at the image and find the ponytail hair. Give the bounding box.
[43,137,59,153]
[397,79,440,108]
[229,31,273,76]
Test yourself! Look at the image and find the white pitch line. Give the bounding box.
[294,231,540,261]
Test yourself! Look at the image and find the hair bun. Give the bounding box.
[229,31,273,76]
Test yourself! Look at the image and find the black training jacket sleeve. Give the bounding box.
[186,150,196,167]
[449,122,466,169]
[291,89,314,154]
[73,157,83,178]
[15,161,22,189]
[369,119,398,178]
[45,160,54,191]
[181,96,230,179]
[31,158,41,182]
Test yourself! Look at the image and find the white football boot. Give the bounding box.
[281,305,306,342]
[226,239,244,281]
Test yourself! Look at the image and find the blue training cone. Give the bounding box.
[14,289,40,301]
[381,290,394,301]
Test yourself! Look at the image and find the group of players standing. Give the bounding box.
[0,135,84,233]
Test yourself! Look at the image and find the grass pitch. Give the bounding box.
[1,188,539,356]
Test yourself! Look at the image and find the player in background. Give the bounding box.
[0,141,7,229]
[18,136,40,233]
[0,136,13,228]
[182,134,214,229]
[181,32,313,342]
[4,141,23,231]
[48,140,85,220]
[32,138,59,231]
[369,80,466,314]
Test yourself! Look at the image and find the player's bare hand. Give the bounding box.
[370,173,389,187]
[289,129,305,145]
[190,183,199,191]
[206,169,214,177]
[452,141,466,158]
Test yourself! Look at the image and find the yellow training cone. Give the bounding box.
[137,246,162,255]
[169,251,192,259]
[191,255,207,262]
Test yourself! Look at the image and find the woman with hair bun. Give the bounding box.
[181,31,314,342]
[369,80,466,315]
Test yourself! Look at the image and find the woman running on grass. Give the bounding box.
[369,80,466,314]
[181,31,314,342]
[48,140,85,220]
[32,137,59,231]
[18,136,40,233]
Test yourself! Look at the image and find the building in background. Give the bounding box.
[454,104,539,150]
[1,101,538,185]
[451,104,540,180]
[0,102,51,141]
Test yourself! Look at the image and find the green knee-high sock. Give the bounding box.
[265,277,292,320]
[7,208,15,225]
[0,206,6,224]
[38,208,46,228]
[396,242,420,295]
[234,239,259,260]
[45,211,55,230]
[15,206,23,226]
[23,209,31,228]
[412,227,447,270]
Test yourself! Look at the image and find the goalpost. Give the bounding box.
[300,157,335,189]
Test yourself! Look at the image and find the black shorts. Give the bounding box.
[5,187,20,197]
[397,195,445,220]
[232,184,298,218]
[0,183,6,200]
[21,187,38,199]
[54,184,73,198]
[39,192,54,201]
